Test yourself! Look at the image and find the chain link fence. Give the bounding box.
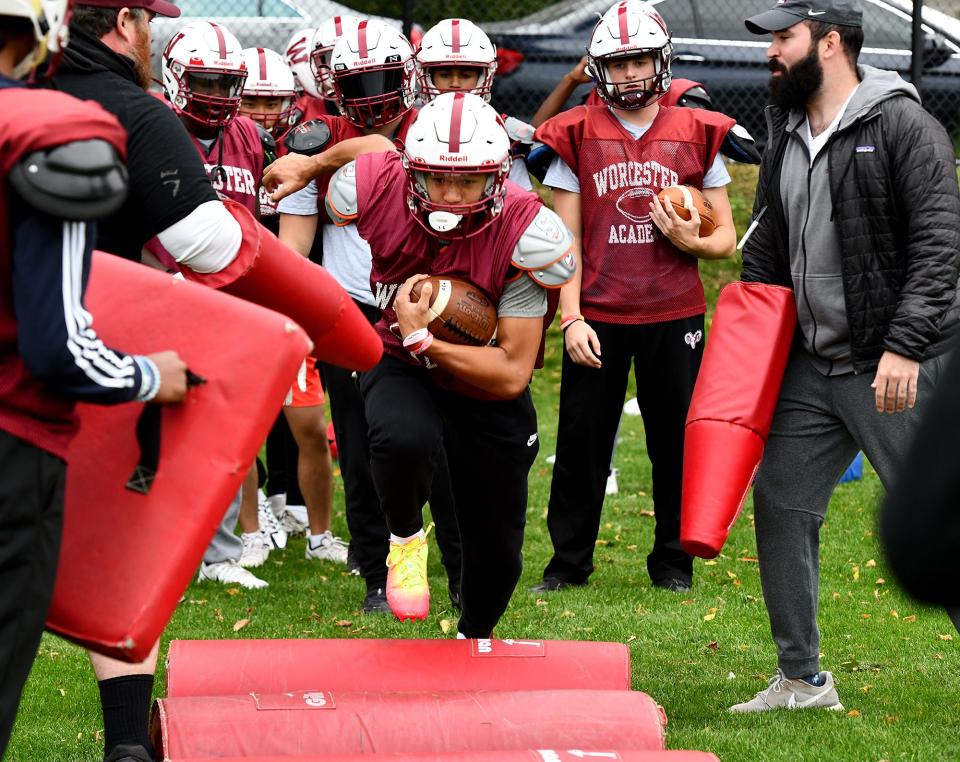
[151,0,960,145]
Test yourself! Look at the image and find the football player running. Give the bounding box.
[325,92,575,632]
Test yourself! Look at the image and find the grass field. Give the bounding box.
[8,165,960,762]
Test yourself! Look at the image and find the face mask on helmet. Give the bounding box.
[416,19,497,103]
[309,15,360,102]
[401,91,511,240]
[591,50,670,109]
[239,47,298,136]
[586,0,672,110]
[7,0,71,81]
[163,22,247,128]
[333,58,415,129]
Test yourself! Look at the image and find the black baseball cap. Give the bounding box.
[78,0,181,18]
[745,0,862,34]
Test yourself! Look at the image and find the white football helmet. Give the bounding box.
[330,19,416,130]
[284,26,319,98]
[239,47,298,136]
[162,21,248,127]
[587,0,672,110]
[310,14,360,102]
[402,91,511,239]
[416,18,497,103]
[0,0,70,80]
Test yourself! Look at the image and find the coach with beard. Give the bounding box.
[52,4,253,761]
[727,0,960,714]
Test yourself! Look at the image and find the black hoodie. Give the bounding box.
[54,25,216,261]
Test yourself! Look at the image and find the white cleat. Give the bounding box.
[198,559,268,589]
[305,531,349,563]
[239,532,270,568]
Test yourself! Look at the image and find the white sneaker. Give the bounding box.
[198,559,268,589]
[729,669,843,713]
[605,467,620,495]
[279,507,309,536]
[239,532,270,568]
[305,531,349,563]
[257,492,288,549]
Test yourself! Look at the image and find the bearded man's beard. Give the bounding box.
[768,45,823,110]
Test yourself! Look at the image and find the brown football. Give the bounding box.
[409,276,497,346]
[657,185,717,237]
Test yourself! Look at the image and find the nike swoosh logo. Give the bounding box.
[807,9,826,15]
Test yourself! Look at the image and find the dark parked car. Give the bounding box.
[486,0,960,144]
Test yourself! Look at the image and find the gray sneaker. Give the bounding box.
[729,669,843,713]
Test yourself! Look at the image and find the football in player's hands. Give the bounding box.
[657,185,717,237]
[410,276,497,346]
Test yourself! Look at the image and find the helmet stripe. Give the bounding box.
[257,48,268,80]
[210,22,228,59]
[448,91,464,153]
[451,18,461,53]
[334,16,343,36]
[358,19,369,59]
[617,2,630,45]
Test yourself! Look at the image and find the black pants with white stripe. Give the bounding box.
[0,431,66,756]
[543,315,704,587]
[361,355,539,636]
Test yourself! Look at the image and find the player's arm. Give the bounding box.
[649,185,737,260]
[9,187,186,404]
[531,56,593,128]
[395,206,576,399]
[277,177,321,257]
[551,188,602,368]
[397,276,545,400]
[265,134,396,202]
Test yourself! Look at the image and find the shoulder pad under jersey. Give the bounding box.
[511,205,575,288]
[9,138,128,222]
[326,161,359,223]
[283,119,333,156]
[503,115,535,145]
[676,85,713,111]
[722,122,761,165]
[255,123,278,163]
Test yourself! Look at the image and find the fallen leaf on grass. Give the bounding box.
[232,618,249,632]
[703,607,718,622]
[226,587,240,596]
[59,688,66,697]
[726,571,737,579]
[738,557,758,563]
[847,709,860,718]
[903,615,917,623]
[861,684,873,694]
[852,565,860,581]
[214,608,224,622]
[704,560,718,566]
[861,613,872,619]
[889,610,899,619]
[639,510,655,517]
[440,619,452,634]
[335,620,353,628]
[875,578,885,585]
[938,634,953,641]
[707,641,719,651]
[866,559,877,568]
[562,610,576,617]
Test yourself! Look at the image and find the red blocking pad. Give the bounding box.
[680,281,797,558]
[164,638,631,697]
[153,690,666,758]
[180,199,382,371]
[46,252,311,661]
[167,751,719,762]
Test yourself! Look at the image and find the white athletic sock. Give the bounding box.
[267,493,286,518]
[308,531,331,547]
[390,529,426,545]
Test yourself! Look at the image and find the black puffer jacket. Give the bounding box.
[741,66,960,372]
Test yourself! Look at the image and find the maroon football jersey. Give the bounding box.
[0,89,127,458]
[188,116,264,216]
[536,105,732,324]
[354,151,543,363]
[307,109,418,219]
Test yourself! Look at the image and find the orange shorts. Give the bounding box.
[285,356,325,408]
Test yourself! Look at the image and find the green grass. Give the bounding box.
[8,165,960,761]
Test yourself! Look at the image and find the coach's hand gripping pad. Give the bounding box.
[164,638,630,696]
[45,253,311,661]
[153,689,666,758]
[680,282,796,558]
[180,199,382,371]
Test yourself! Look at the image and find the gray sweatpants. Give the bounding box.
[753,350,946,677]
[202,488,243,564]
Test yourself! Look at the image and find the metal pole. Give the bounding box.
[402,0,414,39]
[911,0,924,98]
